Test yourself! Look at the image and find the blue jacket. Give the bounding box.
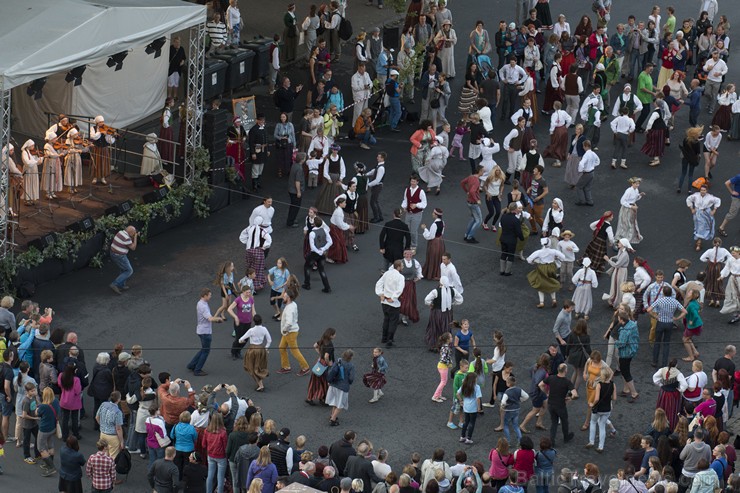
[328,359,355,393]
[170,422,198,452]
[616,320,639,359]
[684,88,704,110]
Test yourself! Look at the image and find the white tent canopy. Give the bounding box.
[1,0,206,136]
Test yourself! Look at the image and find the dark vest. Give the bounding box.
[524,152,541,172]
[619,94,638,116]
[345,192,357,213]
[433,219,444,237]
[269,440,290,476]
[431,287,455,310]
[510,128,524,151]
[564,74,580,96]
[328,156,341,174]
[405,187,423,214]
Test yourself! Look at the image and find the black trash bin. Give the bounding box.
[204,58,228,100]
[242,38,272,81]
[213,49,255,91]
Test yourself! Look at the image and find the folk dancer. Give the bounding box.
[611,84,643,147]
[140,134,163,176]
[503,117,526,184]
[572,257,598,319]
[511,98,536,153]
[327,196,352,264]
[398,249,423,325]
[643,271,676,343]
[614,177,645,245]
[602,238,634,308]
[610,108,636,170]
[239,217,272,292]
[42,132,65,200]
[575,140,600,207]
[424,276,464,350]
[158,97,175,164]
[720,247,740,324]
[687,184,721,251]
[564,124,586,188]
[303,216,332,293]
[401,174,427,250]
[1,144,23,216]
[20,140,40,206]
[580,88,604,150]
[89,115,115,185]
[248,113,269,192]
[582,211,614,272]
[227,117,248,185]
[527,237,567,308]
[642,98,669,167]
[63,129,86,194]
[421,208,445,280]
[701,238,731,308]
[542,102,572,168]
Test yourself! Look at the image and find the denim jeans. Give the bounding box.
[110,253,133,288]
[678,159,697,191]
[148,446,165,469]
[389,97,401,129]
[188,334,212,372]
[652,321,673,367]
[125,410,138,449]
[503,411,521,443]
[362,129,377,146]
[536,471,554,493]
[465,203,482,238]
[589,411,611,449]
[461,411,478,439]
[207,456,227,493]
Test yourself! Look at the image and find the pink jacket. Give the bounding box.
[58,374,82,411]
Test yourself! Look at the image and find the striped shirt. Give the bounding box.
[649,297,683,323]
[110,230,132,255]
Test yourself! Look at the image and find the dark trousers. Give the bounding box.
[370,185,383,220]
[502,84,518,120]
[635,107,650,131]
[652,321,673,367]
[287,192,302,226]
[381,304,400,342]
[61,408,80,440]
[679,160,697,191]
[93,398,104,430]
[231,322,251,358]
[174,449,191,480]
[500,240,515,261]
[187,334,212,373]
[23,425,38,458]
[303,252,330,290]
[461,411,478,439]
[689,107,700,127]
[549,405,569,443]
[484,196,502,225]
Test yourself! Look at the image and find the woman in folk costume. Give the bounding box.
[614,177,645,245]
[339,181,360,250]
[512,201,532,261]
[527,237,567,308]
[2,144,22,216]
[686,183,721,252]
[543,101,572,168]
[712,84,736,131]
[572,257,598,320]
[720,247,740,324]
[602,238,634,308]
[478,137,500,180]
[632,257,654,316]
[542,198,564,238]
[419,135,449,195]
[158,97,175,164]
[641,96,668,167]
[701,238,731,308]
[564,124,586,188]
[140,133,163,176]
[421,208,445,281]
[434,19,458,78]
[327,196,351,264]
[410,120,437,175]
[41,131,65,200]
[63,128,86,194]
[582,211,614,273]
[239,216,271,292]
[20,139,40,205]
[314,144,345,215]
[424,276,463,350]
[352,163,370,234]
[652,360,688,430]
[89,115,115,185]
[398,249,423,326]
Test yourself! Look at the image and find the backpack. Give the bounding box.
[115,448,132,475]
[338,15,353,41]
[328,360,345,384]
[313,225,328,249]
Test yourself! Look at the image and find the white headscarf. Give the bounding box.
[94,115,105,124]
[439,276,452,311]
[619,238,633,251]
[1,144,12,161]
[21,139,34,151]
[582,257,592,268]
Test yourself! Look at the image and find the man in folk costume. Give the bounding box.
[140,134,163,176]
[527,237,567,308]
[440,252,464,294]
[239,216,272,293]
[1,144,23,217]
[89,115,115,185]
[580,87,604,150]
[503,116,526,184]
[401,174,427,250]
[612,84,642,146]
[562,65,584,124]
[543,102,572,168]
[303,216,333,293]
[227,117,248,185]
[398,249,423,326]
[248,113,269,192]
[610,107,636,170]
[686,184,722,252]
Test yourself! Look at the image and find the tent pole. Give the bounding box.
[184,22,206,184]
[0,84,14,260]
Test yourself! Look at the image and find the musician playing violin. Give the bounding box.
[21,139,41,205]
[1,144,23,217]
[64,128,87,194]
[47,114,73,142]
[42,132,66,200]
[89,115,115,185]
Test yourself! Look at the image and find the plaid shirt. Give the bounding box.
[86,451,116,490]
[649,296,683,323]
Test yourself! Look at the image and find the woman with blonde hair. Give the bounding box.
[581,350,608,431]
[586,366,616,452]
[247,446,278,493]
[248,478,265,493]
[482,166,506,231]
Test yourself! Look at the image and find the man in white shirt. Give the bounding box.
[250,197,275,234]
[575,140,600,207]
[279,289,311,375]
[580,87,604,150]
[440,253,464,294]
[401,174,427,249]
[375,260,405,347]
[498,57,528,120]
[503,117,526,182]
[610,107,636,169]
[303,217,333,292]
[704,51,728,114]
[351,63,373,124]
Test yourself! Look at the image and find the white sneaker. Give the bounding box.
[482,403,495,408]
[369,396,379,403]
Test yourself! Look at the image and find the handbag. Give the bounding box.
[430,94,441,109]
[156,429,171,448]
[50,406,62,439]
[312,359,328,376]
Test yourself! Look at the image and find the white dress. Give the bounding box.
[419,145,449,188]
[614,186,643,244]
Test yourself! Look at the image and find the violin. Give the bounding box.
[73,135,91,147]
[52,141,70,151]
[97,123,119,136]
[30,149,44,158]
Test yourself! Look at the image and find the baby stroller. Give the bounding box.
[473,53,495,79]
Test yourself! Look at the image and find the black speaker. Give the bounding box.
[66,216,95,233]
[382,25,400,53]
[143,187,168,204]
[105,200,134,216]
[28,232,55,251]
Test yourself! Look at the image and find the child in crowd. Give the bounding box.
[21,382,40,464]
[457,373,482,444]
[213,261,235,319]
[557,230,579,290]
[501,375,529,444]
[451,120,469,161]
[438,122,451,149]
[238,267,257,294]
[468,348,489,412]
[363,347,388,403]
[433,332,454,403]
[294,435,307,458]
[306,151,322,188]
[447,359,469,430]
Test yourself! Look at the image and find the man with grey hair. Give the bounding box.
[317,465,341,491]
[0,296,14,340]
[289,461,317,486]
[541,362,575,446]
[287,152,307,228]
[345,443,381,493]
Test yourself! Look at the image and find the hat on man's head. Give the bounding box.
[279,427,290,438]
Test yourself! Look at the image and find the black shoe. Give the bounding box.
[574,202,586,206]
[321,288,332,293]
[564,432,575,443]
[302,284,311,290]
[467,237,480,244]
[369,218,381,223]
[386,340,394,347]
[503,272,512,276]
[585,203,594,206]
[193,370,208,376]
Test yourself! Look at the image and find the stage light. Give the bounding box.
[65,66,86,86]
[145,37,167,58]
[26,78,46,100]
[106,51,128,71]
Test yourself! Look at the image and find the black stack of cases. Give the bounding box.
[203,109,228,185]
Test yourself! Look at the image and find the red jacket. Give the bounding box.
[460,175,481,204]
[202,429,228,459]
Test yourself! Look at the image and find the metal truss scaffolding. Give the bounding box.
[0,85,13,260]
[184,22,206,183]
